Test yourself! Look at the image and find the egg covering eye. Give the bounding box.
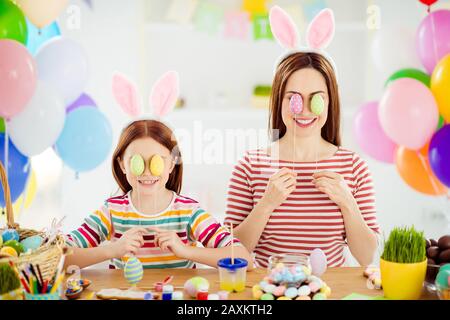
[311,94,325,116]
[290,93,303,114]
[150,154,164,177]
[130,154,145,176]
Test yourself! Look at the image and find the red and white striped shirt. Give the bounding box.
[225,147,380,268]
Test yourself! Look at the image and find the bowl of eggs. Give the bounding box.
[268,253,311,287]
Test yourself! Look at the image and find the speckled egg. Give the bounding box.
[124,256,143,285]
[184,277,210,298]
[2,229,19,242]
[20,235,43,252]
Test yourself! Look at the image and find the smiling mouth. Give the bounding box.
[294,117,318,128]
[138,178,159,186]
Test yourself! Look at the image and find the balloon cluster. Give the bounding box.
[0,0,112,208]
[354,7,450,196]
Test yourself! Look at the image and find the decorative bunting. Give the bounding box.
[253,13,273,40]
[224,11,250,40]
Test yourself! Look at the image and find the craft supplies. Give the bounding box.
[154,275,174,292]
[96,288,158,300]
[124,256,143,287]
[172,291,183,300]
[217,257,248,292]
[184,277,210,298]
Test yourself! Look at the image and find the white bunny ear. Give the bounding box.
[112,72,142,117]
[306,8,335,50]
[269,6,299,50]
[149,71,179,118]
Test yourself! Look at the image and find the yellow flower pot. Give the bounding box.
[380,258,427,300]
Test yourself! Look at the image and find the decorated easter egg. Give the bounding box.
[309,281,321,293]
[277,296,291,300]
[290,94,303,114]
[260,293,274,300]
[310,248,327,277]
[0,246,18,257]
[130,154,145,176]
[150,154,164,177]
[311,94,325,116]
[124,256,143,285]
[436,269,450,288]
[263,284,276,294]
[20,235,43,252]
[4,240,24,255]
[252,285,263,300]
[320,285,332,298]
[184,277,210,298]
[285,287,298,299]
[296,295,311,300]
[313,292,327,300]
[2,229,19,242]
[298,285,311,297]
[439,264,450,273]
[272,285,286,297]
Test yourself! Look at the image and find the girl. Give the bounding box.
[65,119,252,269]
[225,7,380,268]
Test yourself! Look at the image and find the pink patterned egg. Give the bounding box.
[310,248,327,277]
[290,94,303,114]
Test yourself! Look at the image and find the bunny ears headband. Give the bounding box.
[269,6,338,77]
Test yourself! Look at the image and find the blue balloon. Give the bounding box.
[26,19,61,55]
[55,107,112,172]
[429,125,450,188]
[0,133,30,206]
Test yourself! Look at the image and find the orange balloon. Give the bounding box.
[396,146,447,196]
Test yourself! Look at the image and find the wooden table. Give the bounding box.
[74,267,437,300]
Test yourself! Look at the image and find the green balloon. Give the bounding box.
[0,118,5,133]
[0,0,28,44]
[385,68,431,88]
[438,115,445,130]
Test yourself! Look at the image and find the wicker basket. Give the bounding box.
[0,161,65,280]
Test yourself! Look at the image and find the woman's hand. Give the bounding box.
[109,227,146,258]
[150,227,188,258]
[312,171,356,209]
[260,168,297,210]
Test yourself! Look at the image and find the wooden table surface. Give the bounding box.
[73,267,437,300]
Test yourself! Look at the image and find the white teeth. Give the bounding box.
[296,119,315,125]
[139,180,157,185]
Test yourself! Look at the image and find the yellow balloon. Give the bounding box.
[15,0,68,29]
[431,54,450,123]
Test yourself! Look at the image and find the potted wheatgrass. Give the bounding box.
[380,226,427,300]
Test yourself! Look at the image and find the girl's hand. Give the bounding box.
[261,168,297,211]
[150,227,188,258]
[312,171,355,209]
[109,227,146,258]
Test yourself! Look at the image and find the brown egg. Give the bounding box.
[430,239,439,247]
[438,235,450,250]
[438,248,450,262]
[427,246,440,259]
[426,239,431,249]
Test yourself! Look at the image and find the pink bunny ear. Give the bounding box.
[269,6,299,50]
[149,71,179,118]
[306,9,335,50]
[112,72,142,117]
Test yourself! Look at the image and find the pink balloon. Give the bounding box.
[379,78,439,150]
[354,102,397,163]
[416,10,450,74]
[0,40,37,119]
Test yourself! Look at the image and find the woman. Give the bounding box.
[225,51,380,268]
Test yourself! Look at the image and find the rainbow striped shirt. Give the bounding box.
[65,192,240,269]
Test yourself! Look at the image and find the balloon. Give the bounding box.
[431,54,450,122]
[354,102,397,163]
[0,39,37,118]
[0,0,27,44]
[372,27,421,76]
[55,108,112,172]
[0,118,5,133]
[419,0,438,5]
[438,115,445,130]
[379,78,439,150]
[36,37,89,105]
[429,125,450,188]
[25,19,60,55]
[9,82,65,157]
[66,93,97,114]
[385,68,430,88]
[0,133,30,206]
[416,10,450,74]
[396,145,447,196]
[15,0,68,29]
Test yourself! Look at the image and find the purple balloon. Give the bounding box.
[353,101,397,163]
[416,10,450,74]
[429,125,450,188]
[66,93,97,114]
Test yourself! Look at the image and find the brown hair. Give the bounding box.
[112,120,183,194]
[269,52,341,146]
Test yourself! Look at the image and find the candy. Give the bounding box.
[172,291,183,300]
[130,154,145,176]
[285,287,298,299]
[312,292,327,300]
[263,284,276,294]
[1,229,19,242]
[272,285,286,297]
[290,94,303,114]
[311,94,325,116]
[208,294,219,300]
[260,293,274,300]
[150,154,164,177]
[296,295,311,300]
[277,296,291,300]
[320,286,332,298]
[298,285,311,296]
[252,285,264,299]
[310,248,327,277]
[218,291,229,300]
[124,256,143,286]
[184,277,210,298]
[0,246,17,257]
[20,235,43,252]
[309,281,321,293]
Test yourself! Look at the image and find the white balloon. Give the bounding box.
[371,27,421,76]
[9,82,66,157]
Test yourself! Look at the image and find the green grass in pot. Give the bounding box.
[0,263,21,295]
[381,226,426,264]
